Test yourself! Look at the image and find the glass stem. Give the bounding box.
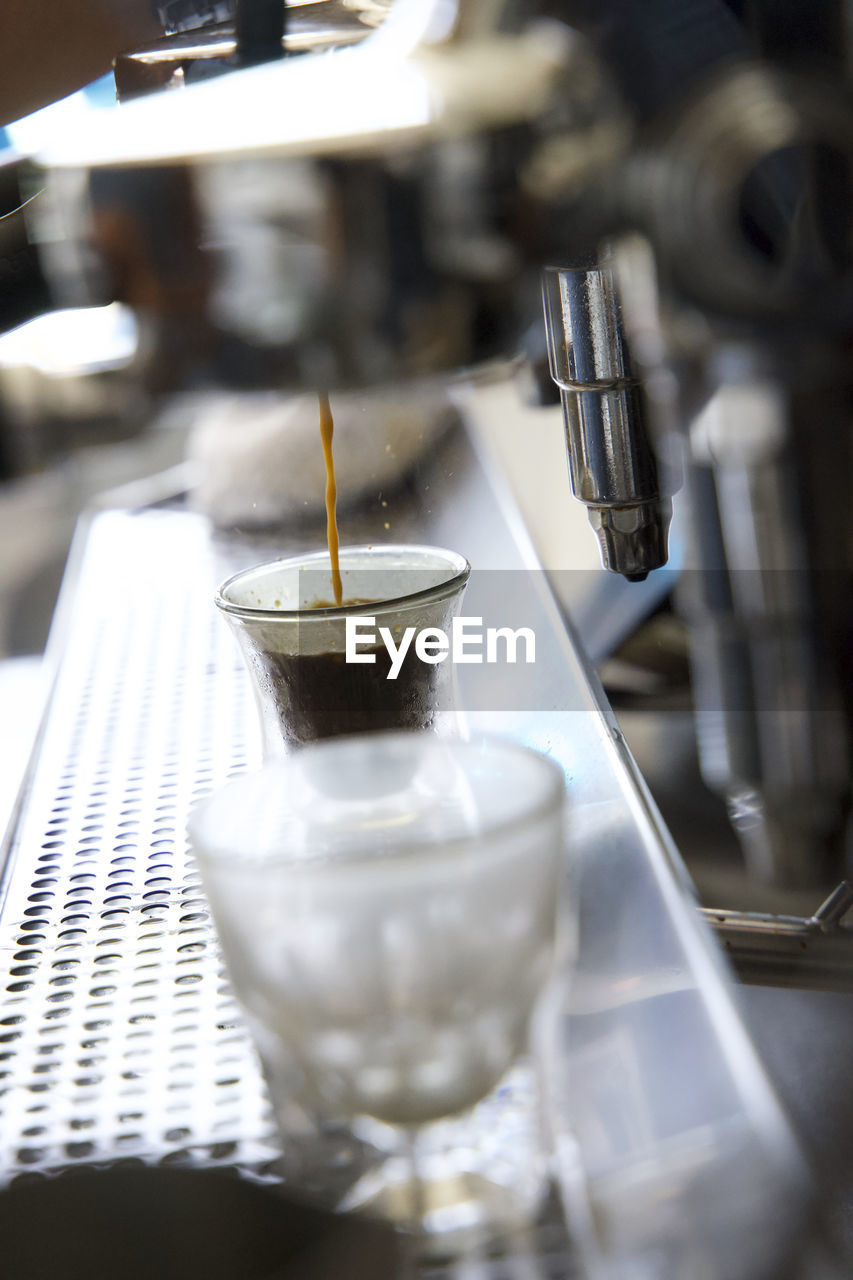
[405,1123,426,1238]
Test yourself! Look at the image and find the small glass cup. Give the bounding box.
[215,545,470,756]
[189,732,566,1252]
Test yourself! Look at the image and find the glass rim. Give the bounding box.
[214,543,471,622]
[188,732,566,873]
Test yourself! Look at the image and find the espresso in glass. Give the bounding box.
[251,634,441,746]
[215,547,470,755]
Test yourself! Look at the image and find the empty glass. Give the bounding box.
[189,732,567,1250]
[215,545,470,755]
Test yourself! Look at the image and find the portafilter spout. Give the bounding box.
[542,263,673,580]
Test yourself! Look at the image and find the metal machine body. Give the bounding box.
[2,5,853,1271]
[16,0,853,895]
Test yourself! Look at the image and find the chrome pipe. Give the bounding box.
[703,882,853,989]
[542,263,672,580]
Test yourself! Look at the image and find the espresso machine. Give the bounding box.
[24,0,851,907]
[1,1,852,1274]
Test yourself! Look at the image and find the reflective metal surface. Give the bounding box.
[32,4,626,393]
[0,419,814,1276]
[673,379,851,889]
[114,1,388,99]
[542,264,673,580]
[703,882,853,991]
[606,52,853,887]
[23,0,851,891]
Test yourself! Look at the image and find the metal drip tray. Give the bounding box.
[0,452,578,1272]
[0,419,812,1277]
[0,507,275,1178]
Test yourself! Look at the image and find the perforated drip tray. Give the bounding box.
[0,503,577,1278]
[0,508,275,1179]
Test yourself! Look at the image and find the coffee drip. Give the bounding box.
[317,393,377,612]
[318,391,343,607]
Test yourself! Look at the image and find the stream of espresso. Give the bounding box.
[318,391,343,606]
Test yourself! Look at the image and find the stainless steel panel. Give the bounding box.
[0,421,810,1277]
